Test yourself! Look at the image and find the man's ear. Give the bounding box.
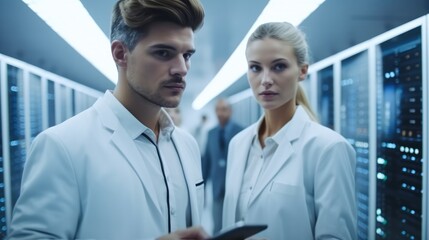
[111,40,127,67]
[299,64,309,81]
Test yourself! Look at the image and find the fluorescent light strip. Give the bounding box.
[228,88,253,105]
[22,0,117,84]
[192,0,325,110]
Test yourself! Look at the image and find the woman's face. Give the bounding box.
[245,37,308,111]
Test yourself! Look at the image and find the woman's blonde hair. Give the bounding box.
[247,21,318,121]
[296,85,318,121]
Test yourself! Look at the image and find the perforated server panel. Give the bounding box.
[340,51,370,240]
[29,74,42,143]
[47,80,55,127]
[71,89,76,116]
[375,27,423,239]
[74,91,95,114]
[0,62,6,237]
[317,66,334,129]
[58,84,73,123]
[7,65,26,209]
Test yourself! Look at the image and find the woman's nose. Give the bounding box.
[261,71,273,87]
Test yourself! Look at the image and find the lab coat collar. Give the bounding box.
[103,90,146,139]
[248,106,310,206]
[103,91,176,141]
[93,91,164,218]
[252,106,308,144]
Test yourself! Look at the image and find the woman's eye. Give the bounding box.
[249,65,261,72]
[273,63,287,71]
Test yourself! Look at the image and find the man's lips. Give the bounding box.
[164,83,185,89]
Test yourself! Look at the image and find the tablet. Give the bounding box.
[207,224,267,240]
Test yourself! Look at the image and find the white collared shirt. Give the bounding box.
[236,117,291,221]
[105,91,190,232]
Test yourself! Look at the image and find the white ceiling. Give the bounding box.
[0,0,428,128]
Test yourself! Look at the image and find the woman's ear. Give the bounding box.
[299,64,309,81]
[111,40,127,67]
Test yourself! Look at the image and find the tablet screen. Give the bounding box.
[207,224,267,240]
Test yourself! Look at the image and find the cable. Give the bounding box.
[141,133,171,233]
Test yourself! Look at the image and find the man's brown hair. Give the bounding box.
[111,0,204,51]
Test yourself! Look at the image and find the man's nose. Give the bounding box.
[170,56,188,77]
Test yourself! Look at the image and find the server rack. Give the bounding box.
[317,66,335,130]
[340,51,371,240]
[422,15,428,240]
[307,15,428,240]
[47,79,56,128]
[375,26,423,240]
[0,60,7,238]
[0,53,102,236]
[309,37,375,240]
[27,73,43,149]
[7,65,26,210]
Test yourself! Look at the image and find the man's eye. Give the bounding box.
[183,53,193,61]
[155,50,170,58]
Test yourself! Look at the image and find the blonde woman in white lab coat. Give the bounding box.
[222,22,357,239]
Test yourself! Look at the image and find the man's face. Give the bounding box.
[215,100,231,126]
[124,22,195,108]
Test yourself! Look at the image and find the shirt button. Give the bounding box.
[171,208,175,215]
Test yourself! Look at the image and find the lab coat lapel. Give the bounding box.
[171,133,201,224]
[227,128,255,221]
[248,138,294,206]
[248,108,308,206]
[110,130,162,215]
[95,98,163,217]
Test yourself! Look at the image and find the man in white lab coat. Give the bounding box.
[8,0,208,239]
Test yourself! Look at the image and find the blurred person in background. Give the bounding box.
[8,0,209,239]
[222,22,357,239]
[203,98,243,234]
[193,114,210,155]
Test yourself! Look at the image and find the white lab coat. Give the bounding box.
[222,106,357,239]
[8,92,204,239]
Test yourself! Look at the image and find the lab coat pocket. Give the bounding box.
[270,182,298,196]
